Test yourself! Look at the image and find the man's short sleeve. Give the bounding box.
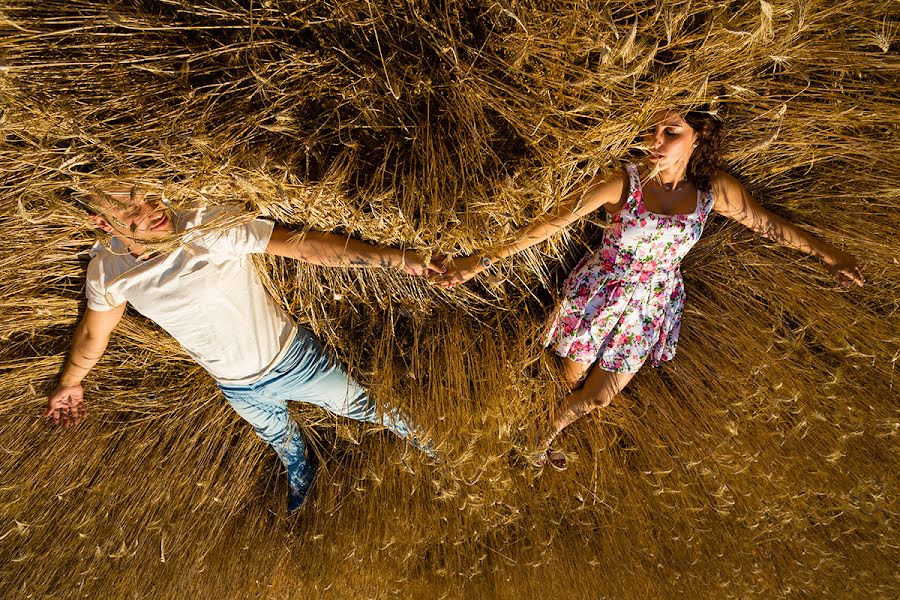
[194,207,276,256]
[222,218,275,255]
[85,255,127,311]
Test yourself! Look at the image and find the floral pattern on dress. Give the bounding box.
[544,163,715,372]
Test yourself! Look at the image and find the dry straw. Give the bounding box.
[1,1,897,598]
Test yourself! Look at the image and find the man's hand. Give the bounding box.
[45,383,87,427]
[44,305,123,428]
[401,252,446,278]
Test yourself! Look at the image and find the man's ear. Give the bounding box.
[89,214,114,234]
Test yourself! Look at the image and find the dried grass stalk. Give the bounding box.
[0,1,897,598]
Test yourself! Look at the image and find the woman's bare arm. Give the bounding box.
[439,173,627,287]
[712,170,863,286]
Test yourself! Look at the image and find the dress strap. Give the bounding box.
[697,186,716,222]
[623,163,642,211]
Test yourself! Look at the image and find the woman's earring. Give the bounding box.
[692,143,698,148]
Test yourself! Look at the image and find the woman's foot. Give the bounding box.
[546,448,568,471]
[525,424,551,468]
[527,447,568,471]
[525,427,569,471]
[528,447,549,468]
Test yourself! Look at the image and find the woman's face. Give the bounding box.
[642,111,698,172]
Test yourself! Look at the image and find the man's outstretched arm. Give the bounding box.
[46,304,126,426]
[265,225,444,277]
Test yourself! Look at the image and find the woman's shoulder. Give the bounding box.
[711,168,743,188]
[620,161,639,177]
[581,165,631,212]
[708,169,756,213]
[709,168,748,198]
[601,162,634,192]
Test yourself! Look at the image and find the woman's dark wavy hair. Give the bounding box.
[683,107,724,193]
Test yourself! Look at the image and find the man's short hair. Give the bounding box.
[71,184,138,217]
[67,187,100,216]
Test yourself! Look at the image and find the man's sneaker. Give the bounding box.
[287,452,318,513]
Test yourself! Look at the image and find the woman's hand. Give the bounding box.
[823,248,864,287]
[433,255,486,288]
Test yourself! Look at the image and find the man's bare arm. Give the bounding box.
[46,304,126,426]
[265,226,444,277]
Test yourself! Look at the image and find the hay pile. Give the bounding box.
[1,1,897,598]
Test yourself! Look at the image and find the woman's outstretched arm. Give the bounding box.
[712,170,863,287]
[437,172,627,287]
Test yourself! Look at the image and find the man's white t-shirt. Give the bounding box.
[85,207,296,384]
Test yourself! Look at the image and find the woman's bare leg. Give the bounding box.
[559,357,592,390]
[537,363,637,460]
[527,358,589,467]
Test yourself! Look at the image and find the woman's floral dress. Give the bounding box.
[544,163,715,373]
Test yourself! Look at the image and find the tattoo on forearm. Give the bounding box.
[347,254,397,269]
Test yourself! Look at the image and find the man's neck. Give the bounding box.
[111,233,148,259]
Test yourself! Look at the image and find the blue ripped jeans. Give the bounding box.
[218,328,433,493]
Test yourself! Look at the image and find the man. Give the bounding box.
[46,185,443,512]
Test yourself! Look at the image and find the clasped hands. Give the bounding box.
[399,250,487,288]
[431,255,487,288]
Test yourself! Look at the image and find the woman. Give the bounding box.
[436,109,863,469]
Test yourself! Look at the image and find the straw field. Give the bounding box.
[1,1,897,598]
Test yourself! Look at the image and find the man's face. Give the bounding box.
[89,186,173,242]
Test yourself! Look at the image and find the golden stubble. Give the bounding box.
[0,1,896,599]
